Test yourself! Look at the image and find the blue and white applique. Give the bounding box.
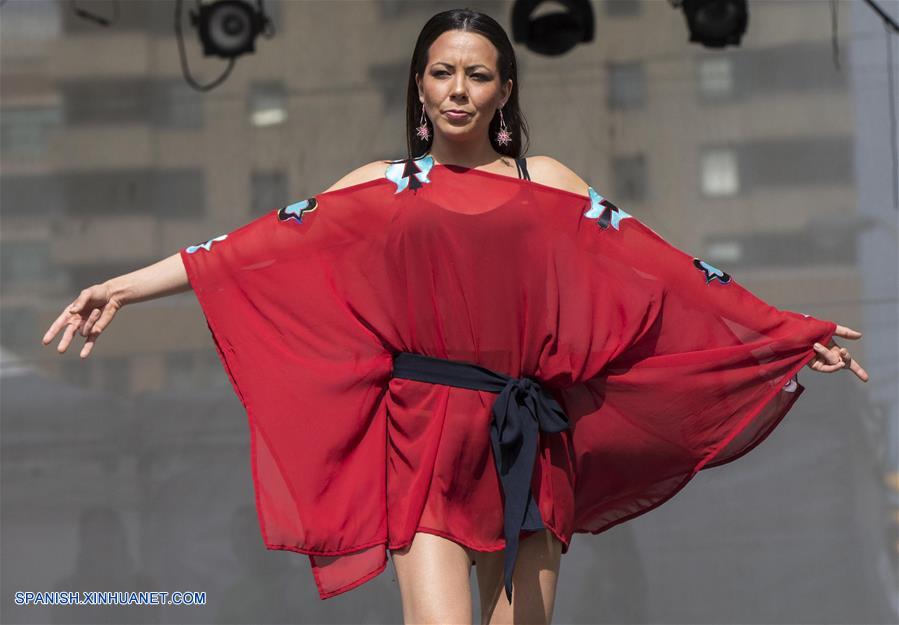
[386,155,434,194]
[278,197,318,224]
[186,234,228,254]
[693,258,732,285]
[583,187,632,230]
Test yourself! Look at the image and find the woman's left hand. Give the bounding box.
[806,324,868,382]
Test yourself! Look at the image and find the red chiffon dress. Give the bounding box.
[179,154,836,601]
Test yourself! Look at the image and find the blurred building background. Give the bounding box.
[1,0,896,624]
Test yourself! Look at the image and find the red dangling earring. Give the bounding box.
[495,107,512,147]
[416,105,431,142]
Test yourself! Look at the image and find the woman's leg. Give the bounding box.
[473,529,563,625]
[390,531,475,625]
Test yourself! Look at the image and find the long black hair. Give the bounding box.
[402,8,530,161]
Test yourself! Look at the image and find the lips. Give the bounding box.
[444,110,472,120]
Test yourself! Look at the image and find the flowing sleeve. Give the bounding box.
[179,178,399,599]
[559,187,838,534]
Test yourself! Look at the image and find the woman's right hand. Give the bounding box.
[42,283,124,359]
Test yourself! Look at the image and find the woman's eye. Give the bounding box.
[432,71,489,80]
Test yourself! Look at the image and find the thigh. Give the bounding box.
[390,531,474,625]
[473,530,563,625]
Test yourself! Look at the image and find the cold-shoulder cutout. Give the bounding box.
[322,160,392,194]
[525,155,592,198]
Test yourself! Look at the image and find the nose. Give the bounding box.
[450,72,468,98]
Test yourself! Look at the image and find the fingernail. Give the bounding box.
[813,343,822,349]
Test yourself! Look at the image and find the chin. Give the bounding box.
[437,121,479,138]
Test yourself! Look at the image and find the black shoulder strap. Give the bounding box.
[515,157,531,181]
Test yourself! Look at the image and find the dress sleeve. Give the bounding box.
[561,188,837,533]
[179,179,398,599]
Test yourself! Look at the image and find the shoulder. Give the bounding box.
[322,159,391,193]
[525,155,591,197]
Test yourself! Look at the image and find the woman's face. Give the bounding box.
[416,29,512,144]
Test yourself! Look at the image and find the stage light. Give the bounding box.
[189,0,272,60]
[511,0,595,57]
[674,0,748,48]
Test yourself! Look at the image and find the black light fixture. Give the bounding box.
[189,0,273,59]
[673,0,748,48]
[511,0,595,57]
[176,0,275,91]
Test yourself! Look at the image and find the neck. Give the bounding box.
[425,138,504,169]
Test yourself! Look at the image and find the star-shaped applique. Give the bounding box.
[693,258,732,285]
[583,187,631,230]
[278,197,318,224]
[386,155,434,194]
[186,234,228,254]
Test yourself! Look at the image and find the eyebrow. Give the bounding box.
[431,62,492,71]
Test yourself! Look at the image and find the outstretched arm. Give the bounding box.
[41,158,391,360]
[536,155,869,384]
[103,251,191,305]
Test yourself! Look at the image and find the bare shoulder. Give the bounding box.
[525,155,591,197]
[322,159,391,193]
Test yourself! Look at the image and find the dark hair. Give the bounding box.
[402,8,530,161]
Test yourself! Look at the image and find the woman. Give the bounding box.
[42,8,867,625]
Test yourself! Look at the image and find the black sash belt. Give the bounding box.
[391,352,570,604]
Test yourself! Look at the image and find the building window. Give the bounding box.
[736,41,848,95]
[151,81,203,129]
[0,107,62,160]
[1,0,60,41]
[61,79,150,125]
[62,168,204,218]
[251,170,288,214]
[604,0,642,16]
[738,136,853,189]
[152,169,206,219]
[701,137,853,197]
[608,61,645,110]
[704,230,855,269]
[61,79,203,128]
[697,57,735,100]
[1,175,65,218]
[611,153,647,202]
[248,81,287,127]
[700,147,739,197]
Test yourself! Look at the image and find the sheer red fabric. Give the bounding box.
[180,161,836,600]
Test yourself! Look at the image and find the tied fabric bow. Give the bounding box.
[389,352,572,604]
[490,376,570,604]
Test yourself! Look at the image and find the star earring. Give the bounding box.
[495,107,512,146]
[416,105,431,142]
